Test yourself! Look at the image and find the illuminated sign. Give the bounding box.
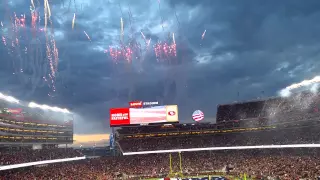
[110,105,178,126]
[129,101,159,108]
[129,101,143,108]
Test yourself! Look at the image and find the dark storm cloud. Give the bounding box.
[1,0,320,133]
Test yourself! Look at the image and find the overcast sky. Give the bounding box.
[1,0,320,134]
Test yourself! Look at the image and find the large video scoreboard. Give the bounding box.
[110,101,179,127]
[0,103,73,144]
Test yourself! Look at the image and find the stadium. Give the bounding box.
[0,90,319,180]
[1,0,320,179]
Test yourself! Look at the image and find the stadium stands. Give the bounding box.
[0,148,82,165]
[0,149,320,179]
[116,91,320,153]
[1,92,320,179]
[217,91,320,123]
[0,99,74,144]
[118,125,320,152]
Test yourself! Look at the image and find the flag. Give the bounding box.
[192,110,204,122]
[109,133,115,149]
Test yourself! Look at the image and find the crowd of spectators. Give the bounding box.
[117,123,226,134]
[0,148,82,165]
[0,148,320,179]
[119,124,320,152]
[117,92,320,140]
[216,91,320,123]
[1,92,320,179]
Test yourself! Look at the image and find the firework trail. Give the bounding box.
[140,31,151,52]
[0,0,59,95]
[172,33,176,45]
[140,31,147,42]
[44,0,51,30]
[199,29,206,46]
[83,31,91,41]
[157,0,164,31]
[73,0,77,12]
[201,29,206,40]
[120,17,124,43]
[0,21,7,47]
[117,2,125,44]
[31,0,35,10]
[128,6,134,38]
[174,10,180,29]
[72,13,75,29]
[44,0,58,93]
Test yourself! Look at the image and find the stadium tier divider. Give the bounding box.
[0,156,86,171]
[122,144,320,155]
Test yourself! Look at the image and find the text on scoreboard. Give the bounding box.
[109,105,178,126]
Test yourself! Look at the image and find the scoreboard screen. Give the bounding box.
[110,105,179,126]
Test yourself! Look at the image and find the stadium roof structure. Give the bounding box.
[218,90,317,106]
[218,97,278,106]
[0,92,71,114]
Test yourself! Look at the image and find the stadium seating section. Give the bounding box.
[0,149,320,179]
[0,148,82,165]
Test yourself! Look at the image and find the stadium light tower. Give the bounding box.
[0,93,20,104]
[28,102,71,113]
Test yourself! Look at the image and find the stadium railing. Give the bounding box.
[122,144,320,155]
[0,156,86,171]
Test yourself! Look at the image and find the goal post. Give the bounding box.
[168,152,184,178]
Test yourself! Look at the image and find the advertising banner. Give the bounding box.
[0,108,24,120]
[110,108,130,126]
[129,101,143,108]
[7,108,23,114]
[129,101,159,108]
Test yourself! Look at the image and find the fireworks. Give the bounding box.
[106,36,177,65]
[107,46,133,63]
[0,0,59,95]
[107,32,177,65]
[154,41,177,62]
[154,32,177,62]
[105,0,181,66]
